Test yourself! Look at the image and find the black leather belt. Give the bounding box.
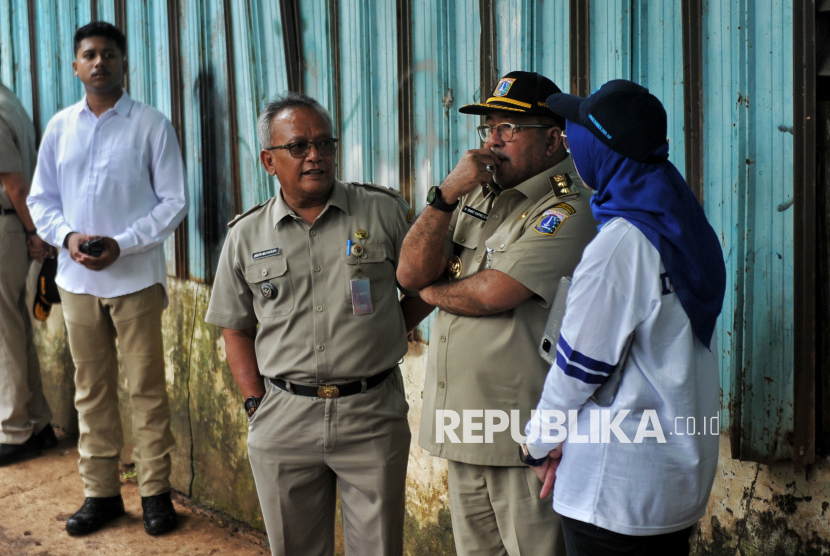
[270,367,395,399]
[0,207,16,215]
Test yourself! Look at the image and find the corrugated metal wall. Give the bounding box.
[0,0,804,464]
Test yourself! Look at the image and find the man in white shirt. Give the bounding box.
[28,21,188,537]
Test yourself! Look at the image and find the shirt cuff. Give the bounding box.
[113,231,138,253]
[56,224,76,249]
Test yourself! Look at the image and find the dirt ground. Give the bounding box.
[0,429,269,556]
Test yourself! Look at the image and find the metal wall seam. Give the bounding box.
[229,1,289,210]
[569,0,590,96]
[396,0,414,204]
[114,0,127,92]
[682,0,704,200]
[167,0,188,280]
[221,0,242,218]
[480,0,497,99]
[792,0,817,470]
[94,0,114,25]
[278,0,303,93]
[630,1,686,178]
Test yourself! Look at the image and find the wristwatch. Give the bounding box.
[519,444,548,467]
[244,396,263,418]
[426,186,459,213]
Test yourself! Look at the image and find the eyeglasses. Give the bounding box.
[476,123,554,142]
[266,138,339,158]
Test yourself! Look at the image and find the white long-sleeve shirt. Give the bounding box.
[525,218,719,536]
[28,92,187,300]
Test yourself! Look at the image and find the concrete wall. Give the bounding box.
[34,278,830,556]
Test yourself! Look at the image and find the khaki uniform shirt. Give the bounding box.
[419,156,599,465]
[0,84,37,209]
[205,180,415,383]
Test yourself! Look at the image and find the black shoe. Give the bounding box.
[142,491,178,535]
[0,432,43,466]
[65,495,126,535]
[34,426,58,450]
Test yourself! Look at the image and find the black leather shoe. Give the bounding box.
[0,432,43,466]
[142,491,178,535]
[34,426,58,450]
[66,495,126,535]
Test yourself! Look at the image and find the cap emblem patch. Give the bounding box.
[493,78,516,97]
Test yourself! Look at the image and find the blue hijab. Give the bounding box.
[566,121,726,348]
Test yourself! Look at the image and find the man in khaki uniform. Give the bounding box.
[206,91,427,556]
[397,71,598,556]
[0,81,57,466]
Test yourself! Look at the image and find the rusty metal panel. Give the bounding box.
[492,0,569,89]
[0,0,35,118]
[228,2,288,210]
[336,0,399,187]
[177,0,234,283]
[703,0,795,462]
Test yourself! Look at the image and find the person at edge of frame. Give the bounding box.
[525,79,726,556]
[27,21,188,537]
[205,90,432,556]
[396,70,599,556]
[0,80,57,467]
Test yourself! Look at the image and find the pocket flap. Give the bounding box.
[245,259,288,283]
[345,244,387,265]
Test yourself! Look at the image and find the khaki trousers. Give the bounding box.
[60,284,175,498]
[448,460,567,556]
[247,368,411,556]
[0,215,52,445]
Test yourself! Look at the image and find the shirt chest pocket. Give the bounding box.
[343,244,392,302]
[453,218,486,252]
[106,146,143,189]
[244,258,295,318]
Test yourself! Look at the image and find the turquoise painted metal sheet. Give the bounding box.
[228,1,288,210]
[93,0,114,25]
[410,0,481,340]
[299,0,337,126]
[493,0,569,89]
[33,0,89,135]
[0,0,35,119]
[178,0,234,282]
[337,0,399,188]
[589,0,632,85]
[703,0,794,461]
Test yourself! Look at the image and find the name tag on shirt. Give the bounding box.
[252,247,281,260]
[462,206,488,222]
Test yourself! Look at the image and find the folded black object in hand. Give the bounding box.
[33,256,61,322]
[79,237,105,257]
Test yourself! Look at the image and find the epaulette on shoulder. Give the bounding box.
[349,181,402,198]
[227,203,265,228]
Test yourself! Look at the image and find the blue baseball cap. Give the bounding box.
[545,79,668,163]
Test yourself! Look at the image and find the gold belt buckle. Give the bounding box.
[317,383,340,398]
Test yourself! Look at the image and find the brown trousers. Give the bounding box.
[247,368,411,556]
[60,284,175,498]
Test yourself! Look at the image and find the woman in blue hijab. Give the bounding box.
[523,80,726,556]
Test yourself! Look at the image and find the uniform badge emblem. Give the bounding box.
[550,174,575,197]
[355,229,369,239]
[533,209,569,237]
[493,78,516,97]
[261,283,276,299]
[350,244,364,257]
[448,255,463,280]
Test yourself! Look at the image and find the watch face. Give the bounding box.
[427,187,438,204]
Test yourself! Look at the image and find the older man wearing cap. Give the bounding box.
[525,80,725,556]
[398,71,598,556]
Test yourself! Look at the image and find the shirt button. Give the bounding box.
[316,306,323,312]
[314,265,321,272]
[492,214,499,220]
[499,244,505,249]
[317,345,325,351]
[440,335,447,342]
[439,381,445,388]
[261,269,268,276]
[310,230,317,236]
[476,256,482,262]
